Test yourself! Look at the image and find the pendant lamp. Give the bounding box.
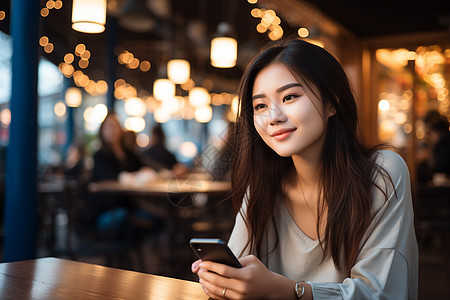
[167,59,190,84]
[210,23,237,68]
[72,0,107,34]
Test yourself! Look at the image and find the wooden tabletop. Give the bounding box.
[89,177,231,197]
[0,257,207,300]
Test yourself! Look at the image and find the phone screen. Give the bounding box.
[190,238,242,268]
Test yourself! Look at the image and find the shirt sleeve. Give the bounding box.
[309,150,419,300]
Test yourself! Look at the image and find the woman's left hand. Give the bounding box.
[196,254,284,299]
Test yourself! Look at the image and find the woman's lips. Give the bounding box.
[271,128,296,141]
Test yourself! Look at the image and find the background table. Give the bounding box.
[0,257,207,299]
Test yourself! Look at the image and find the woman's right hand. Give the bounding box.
[192,255,298,299]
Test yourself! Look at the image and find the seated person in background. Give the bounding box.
[91,114,142,182]
[141,123,188,177]
[87,113,164,239]
[429,117,450,177]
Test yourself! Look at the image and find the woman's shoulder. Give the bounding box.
[372,149,409,179]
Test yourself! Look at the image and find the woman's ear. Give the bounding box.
[327,104,336,118]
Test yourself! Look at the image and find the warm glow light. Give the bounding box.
[189,87,210,107]
[181,79,195,91]
[41,8,49,17]
[54,102,67,117]
[47,1,55,9]
[230,95,239,122]
[0,11,5,21]
[247,0,258,4]
[92,103,108,123]
[127,58,140,69]
[79,59,89,69]
[80,50,91,60]
[44,43,54,53]
[54,0,63,9]
[124,117,146,132]
[153,108,171,123]
[298,27,309,38]
[210,37,238,68]
[179,141,198,158]
[136,133,149,148]
[39,36,49,47]
[72,0,107,33]
[124,97,146,117]
[153,79,175,100]
[75,44,86,56]
[0,109,11,126]
[65,87,82,107]
[64,53,74,64]
[140,60,151,72]
[167,59,190,84]
[378,99,390,112]
[161,96,182,115]
[96,80,108,94]
[195,106,213,123]
[404,123,412,134]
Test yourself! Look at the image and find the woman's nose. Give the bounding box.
[268,105,287,125]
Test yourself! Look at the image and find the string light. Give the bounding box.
[251,8,284,40]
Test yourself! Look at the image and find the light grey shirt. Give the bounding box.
[228,150,418,299]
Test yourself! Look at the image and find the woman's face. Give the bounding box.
[101,116,123,145]
[252,63,334,159]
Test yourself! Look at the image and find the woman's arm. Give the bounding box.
[309,151,418,299]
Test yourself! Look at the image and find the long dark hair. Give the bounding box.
[230,39,390,275]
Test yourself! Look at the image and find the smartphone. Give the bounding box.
[190,238,242,268]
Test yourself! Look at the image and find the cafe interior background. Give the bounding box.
[0,0,449,297]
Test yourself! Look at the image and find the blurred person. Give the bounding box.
[86,114,164,240]
[91,114,142,182]
[191,39,418,299]
[141,123,188,177]
[429,117,450,177]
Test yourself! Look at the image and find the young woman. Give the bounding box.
[192,39,418,299]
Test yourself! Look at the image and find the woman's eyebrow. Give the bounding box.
[251,94,265,101]
[276,83,301,93]
[252,83,302,101]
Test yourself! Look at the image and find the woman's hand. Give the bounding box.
[192,255,295,299]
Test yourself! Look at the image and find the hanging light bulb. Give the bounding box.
[65,87,82,107]
[189,87,210,108]
[210,23,238,68]
[124,97,146,117]
[72,0,107,34]
[153,79,175,101]
[211,37,238,68]
[167,59,190,84]
[194,106,213,123]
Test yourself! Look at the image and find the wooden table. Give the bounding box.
[0,257,207,300]
[88,177,231,198]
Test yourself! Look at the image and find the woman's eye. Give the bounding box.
[283,94,297,102]
[254,103,267,111]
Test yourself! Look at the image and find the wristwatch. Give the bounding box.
[295,281,305,299]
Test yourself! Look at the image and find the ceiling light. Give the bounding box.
[189,87,210,107]
[210,23,238,68]
[167,59,190,84]
[211,37,238,68]
[72,0,107,34]
[65,87,82,107]
[153,79,175,101]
